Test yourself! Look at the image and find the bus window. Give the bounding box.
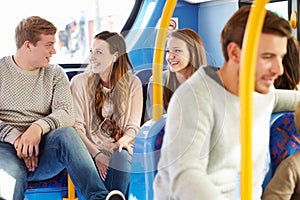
[265,1,289,20]
[1,0,136,65]
[239,0,289,21]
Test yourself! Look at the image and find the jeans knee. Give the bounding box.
[0,144,27,181]
[57,127,78,138]
[114,150,131,162]
[109,149,132,172]
[46,127,81,145]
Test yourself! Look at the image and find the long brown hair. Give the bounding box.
[163,28,207,110]
[274,37,300,90]
[87,31,134,124]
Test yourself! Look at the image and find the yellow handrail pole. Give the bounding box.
[239,1,269,200]
[62,175,78,200]
[152,0,177,121]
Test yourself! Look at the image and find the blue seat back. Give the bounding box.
[263,111,299,190]
[134,68,152,125]
[269,111,299,173]
[65,68,85,81]
[128,116,166,200]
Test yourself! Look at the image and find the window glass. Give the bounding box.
[265,1,289,20]
[1,0,135,64]
[140,2,156,28]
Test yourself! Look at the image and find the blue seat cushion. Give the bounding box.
[269,112,300,173]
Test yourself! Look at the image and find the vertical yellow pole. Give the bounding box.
[63,175,78,200]
[152,0,177,121]
[239,1,269,199]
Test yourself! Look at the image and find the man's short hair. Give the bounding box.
[220,5,292,61]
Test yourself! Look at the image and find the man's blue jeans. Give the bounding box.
[0,127,109,200]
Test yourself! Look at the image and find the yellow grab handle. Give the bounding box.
[63,174,78,200]
[239,1,269,200]
[289,11,297,29]
[152,0,177,121]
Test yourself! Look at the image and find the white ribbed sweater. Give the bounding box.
[154,66,300,200]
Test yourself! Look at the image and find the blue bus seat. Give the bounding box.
[25,170,85,200]
[134,68,152,125]
[65,68,85,81]
[128,115,166,200]
[269,111,299,173]
[263,111,299,190]
[25,170,68,200]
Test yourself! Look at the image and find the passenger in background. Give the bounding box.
[144,28,207,122]
[261,36,300,189]
[153,6,300,200]
[0,16,121,200]
[70,31,143,198]
[274,36,300,90]
[262,102,300,200]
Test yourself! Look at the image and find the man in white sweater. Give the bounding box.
[153,5,300,200]
[0,16,124,200]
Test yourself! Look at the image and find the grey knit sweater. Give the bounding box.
[0,56,74,144]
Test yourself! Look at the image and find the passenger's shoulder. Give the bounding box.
[128,72,142,84]
[41,64,65,78]
[70,71,88,85]
[49,64,64,71]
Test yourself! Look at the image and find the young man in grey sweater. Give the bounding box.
[154,5,300,200]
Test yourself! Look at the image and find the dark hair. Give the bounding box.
[15,16,57,49]
[221,5,292,61]
[274,37,300,90]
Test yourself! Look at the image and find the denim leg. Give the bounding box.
[0,142,27,200]
[104,149,132,198]
[28,127,109,200]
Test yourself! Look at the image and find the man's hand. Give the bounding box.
[14,123,42,171]
[23,156,39,171]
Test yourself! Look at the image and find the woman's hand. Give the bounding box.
[116,135,134,155]
[94,152,110,180]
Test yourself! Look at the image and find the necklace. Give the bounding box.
[102,86,114,118]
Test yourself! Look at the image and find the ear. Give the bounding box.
[24,41,31,51]
[112,52,119,62]
[227,42,241,63]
